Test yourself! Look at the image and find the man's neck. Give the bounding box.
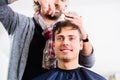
[58,60,79,70]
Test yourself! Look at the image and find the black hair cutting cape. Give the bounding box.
[33,67,106,80]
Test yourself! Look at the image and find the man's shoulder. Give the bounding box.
[79,67,106,80]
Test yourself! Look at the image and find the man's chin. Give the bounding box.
[61,58,71,62]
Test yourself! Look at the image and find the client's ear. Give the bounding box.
[80,41,83,50]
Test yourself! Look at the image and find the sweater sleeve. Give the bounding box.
[0,0,20,35]
[79,50,95,68]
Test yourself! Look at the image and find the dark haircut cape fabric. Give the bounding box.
[33,67,106,80]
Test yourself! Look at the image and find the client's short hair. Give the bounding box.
[53,20,82,41]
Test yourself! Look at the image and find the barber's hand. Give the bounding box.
[10,0,17,3]
[37,0,55,16]
[64,12,87,39]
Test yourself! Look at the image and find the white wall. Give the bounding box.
[0,0,120,79]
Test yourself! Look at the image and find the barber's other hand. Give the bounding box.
[64,12,87,38]
[37,0,55,16]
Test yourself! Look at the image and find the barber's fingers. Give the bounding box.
[64,12,80,20]
[64,14,83,28]
[37,0,55,16]
[64,13,82,22]
[37,0,49,14]
[10,0,17,3]
[64,14,86,35]
[48,0,55,16]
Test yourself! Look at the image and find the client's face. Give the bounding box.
[53,26,82,62]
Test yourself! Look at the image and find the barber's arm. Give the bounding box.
[0,0,27,35]
[81,34,93,56]
[79,36,95,68]
[80,35,95,68]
